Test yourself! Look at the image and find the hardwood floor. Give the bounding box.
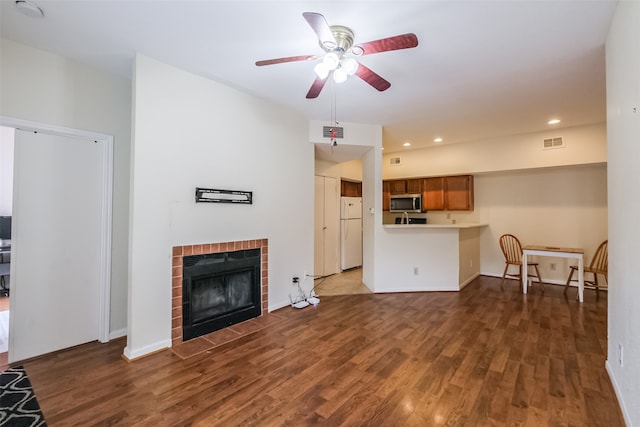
[13,276,623,426]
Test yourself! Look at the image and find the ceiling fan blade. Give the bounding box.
[255,55,318,66]
[306,76,328,99]
[303,12,336,47]
[355,64,391,92]
[358,33,419,55]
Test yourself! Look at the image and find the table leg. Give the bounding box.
[522,252,528,294]
[578,254,584,303]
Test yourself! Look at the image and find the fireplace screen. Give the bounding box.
[182,248,261,341]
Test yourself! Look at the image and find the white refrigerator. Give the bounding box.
[340,197,363,271]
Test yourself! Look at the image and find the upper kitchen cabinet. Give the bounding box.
[383,181,391,211]
[406,178,422,194]
[388,178,422,195]
[422,177,445,210]
[383,175,473,211]
[341,179,362,197]
[422,175,474,211]
[388,180,407,195]
[444,175,474,211]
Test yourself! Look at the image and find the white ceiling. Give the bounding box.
[0,0,617,160]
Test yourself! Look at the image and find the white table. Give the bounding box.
[522,245,585,302]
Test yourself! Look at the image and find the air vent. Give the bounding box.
[390,157,401,165]
[323,126,344,139]
[543,137,564,149]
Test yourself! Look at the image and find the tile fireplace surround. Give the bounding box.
[171,239,269,347]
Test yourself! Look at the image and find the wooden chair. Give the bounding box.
[565,240,608,298]
[499,234,543,291]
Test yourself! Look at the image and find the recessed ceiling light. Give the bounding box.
[403,142,411,147]
[434,137,443,143]
[547,119,561,125]
[15,0,44,18]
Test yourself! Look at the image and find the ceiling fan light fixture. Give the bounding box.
[15,0,44,18]
[323,52,341,70]
[314,63,329,79]
[342,58,359,76]
[333,67,348,84]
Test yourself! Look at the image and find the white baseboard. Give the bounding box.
[123,339,171,361]
[606,360,632,426]
[460,273,480,289]
[109,328,127,340]
[480,272,573,286]
[269,299,293,312]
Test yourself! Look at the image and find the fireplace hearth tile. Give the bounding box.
[202,328,242,346]
[171,337,216,359]
[171,313,287,360]
[228,318,263,336]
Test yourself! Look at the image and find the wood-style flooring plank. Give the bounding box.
[9,276,625,426]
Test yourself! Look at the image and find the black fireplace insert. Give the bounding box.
[182,248,261,341]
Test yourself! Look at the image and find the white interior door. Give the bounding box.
[10,129,105,362]
[323,177,339,276]
[314,176,339,277]
[314,176,324,277]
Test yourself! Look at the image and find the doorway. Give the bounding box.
[0,118,113,364]
[313,143,372,296]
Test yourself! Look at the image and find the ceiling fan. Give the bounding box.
[256,12,419,99]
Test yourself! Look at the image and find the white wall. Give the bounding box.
[475,164,608,283]
[0,39,131,335]
[315,158,363,182]
[606,1,640,424]
[383,123,606,178]
[0,126,14,216]
[126,54,314,358]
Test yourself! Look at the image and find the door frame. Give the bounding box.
[0,115,113,344]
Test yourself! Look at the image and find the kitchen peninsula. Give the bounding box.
[375,222,488,293]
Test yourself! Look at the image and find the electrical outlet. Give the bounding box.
[292,276,299,285]
[550,263,557,271]
[619,344,624,367]
[446,213,451,219]
[413,267,419,275]
[469,259,473,268]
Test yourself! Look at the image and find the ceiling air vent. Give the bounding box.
[543,137,564,149]
[323,126,344,139]
[390,157,401,165]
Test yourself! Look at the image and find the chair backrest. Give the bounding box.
[590,240,608,274]
[499,234,523,264]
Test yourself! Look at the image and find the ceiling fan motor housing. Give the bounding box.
[322,25,355,55]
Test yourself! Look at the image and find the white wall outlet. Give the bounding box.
[550,263,557,271]
[619,343,624,367]
[413,267,419,275]
[469,259,473,268]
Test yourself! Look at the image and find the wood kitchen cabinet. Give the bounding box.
[387,178,422,195]
[388,180,408,195]
[383,175,473,211]
[422,175,474,211]
[406,178,422,194]
[341,179,362,197]
[444,175,474,210]
[383,181,391,211]
[422,177,445,210]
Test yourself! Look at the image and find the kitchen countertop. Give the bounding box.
[383,223,488,229]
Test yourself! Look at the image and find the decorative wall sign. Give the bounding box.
[195,187,253,204]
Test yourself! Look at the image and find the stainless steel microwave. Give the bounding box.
[390,194,422,212]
